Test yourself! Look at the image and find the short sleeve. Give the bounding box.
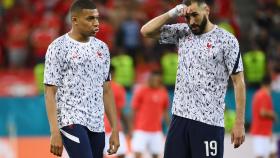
[159,23,190,45]
[163,88,170,110]
[103,44,111,82]
[223,35,243,75]
[44,43,63,86]
[131,88,143,110]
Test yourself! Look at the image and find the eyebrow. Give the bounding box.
[187,12,199,16]
[87,15,99,19]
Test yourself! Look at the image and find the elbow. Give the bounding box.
[140,26,150,38]
[140,26,147,37]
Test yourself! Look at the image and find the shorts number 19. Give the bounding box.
[204,141,217,156]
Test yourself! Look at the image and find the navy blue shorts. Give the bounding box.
[164,115,225,158]
[60,124,105,158]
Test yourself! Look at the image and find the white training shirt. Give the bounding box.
[44,33,110,132]
[159,24,243,127]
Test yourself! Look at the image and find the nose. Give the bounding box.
[93,19,99,26]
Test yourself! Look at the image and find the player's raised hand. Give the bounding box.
[168,4,188,18]
[50,131,63,157]
[231,123,245,148]
[107,130,120,155]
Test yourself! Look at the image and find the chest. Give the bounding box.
[178,35,224,65]
[143,91,165,105]
[64,44,106,72]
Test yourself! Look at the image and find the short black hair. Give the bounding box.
[110,65,115,74]
[70,0,96,15]
[262,75,272,86]
[150,70,162,76]
[182,0,214,6]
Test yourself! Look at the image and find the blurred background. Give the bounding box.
[0,0,279,157]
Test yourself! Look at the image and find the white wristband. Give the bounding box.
[168,4,186,18]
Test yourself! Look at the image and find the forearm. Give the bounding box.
[104,88,118,131]
[140,12,172,38]
[164,110,170,126]
[45,86,60,133]
[129,110,134,132]
[233,79,246,124]
[261,109,276,120]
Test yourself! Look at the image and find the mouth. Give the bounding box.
[91,28,99,36]
[191,26,199,32]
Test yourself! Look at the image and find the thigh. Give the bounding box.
[88,131,105,158]
[60,124,93,158]
[189,120,224,158]
[132,130,147,153]
[252,136,270,157]
[148,132,164,155]
[163,115,190,158]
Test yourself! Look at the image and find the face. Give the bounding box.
[148,74,162,88]
[72,9,100,37]
[185,3,209,35]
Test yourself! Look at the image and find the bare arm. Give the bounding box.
[230,72,246,148]
[120,109,132,136]
[44,84,63,156]
[163,109,170,129]
[127,109,134,139]
[140,13,172,39]
[140,4,187,39]
[103,82,119,154]
[261,108,276,121]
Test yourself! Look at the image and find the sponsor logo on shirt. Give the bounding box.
[207,42,212,49]
[72,52,78,59]
[96,52,102,58]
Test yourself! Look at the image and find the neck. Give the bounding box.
[262,85,271,94]
[68,29,90,43]
[203,21,215,34]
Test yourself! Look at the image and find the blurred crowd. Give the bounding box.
[0,0,246,88]
[244,0,280,90]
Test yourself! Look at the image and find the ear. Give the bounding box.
[204,5,210,16]
[71,16,78,25]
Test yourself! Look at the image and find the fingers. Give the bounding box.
[168,4,186,18]
[231,132,234,144]
[107,140,120,155]
[182,6,191,16]
[50,144,63,157]
[232,134,245,148]
[178,5,186,16]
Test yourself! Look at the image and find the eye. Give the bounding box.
[185,15,190,20]
[191,13,198,17]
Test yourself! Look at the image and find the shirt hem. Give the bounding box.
[172,112,224,127]
[59,122,105,133]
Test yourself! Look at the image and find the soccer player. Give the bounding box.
[44,1,119,157]
[104,66,129,158]
[131,71,170,158]
[250,75,277,158]
[140,0,246,158]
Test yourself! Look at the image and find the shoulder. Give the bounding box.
[48,34,67,50]
[91,37,110,58]
[172,23,189,29]
[134,85,148,94]
[254,89,266,100]
[216,27,238,44]
[160,86,169,95]
[46,34,67,58]
[91,37,109,50]
[162,23,189,31]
